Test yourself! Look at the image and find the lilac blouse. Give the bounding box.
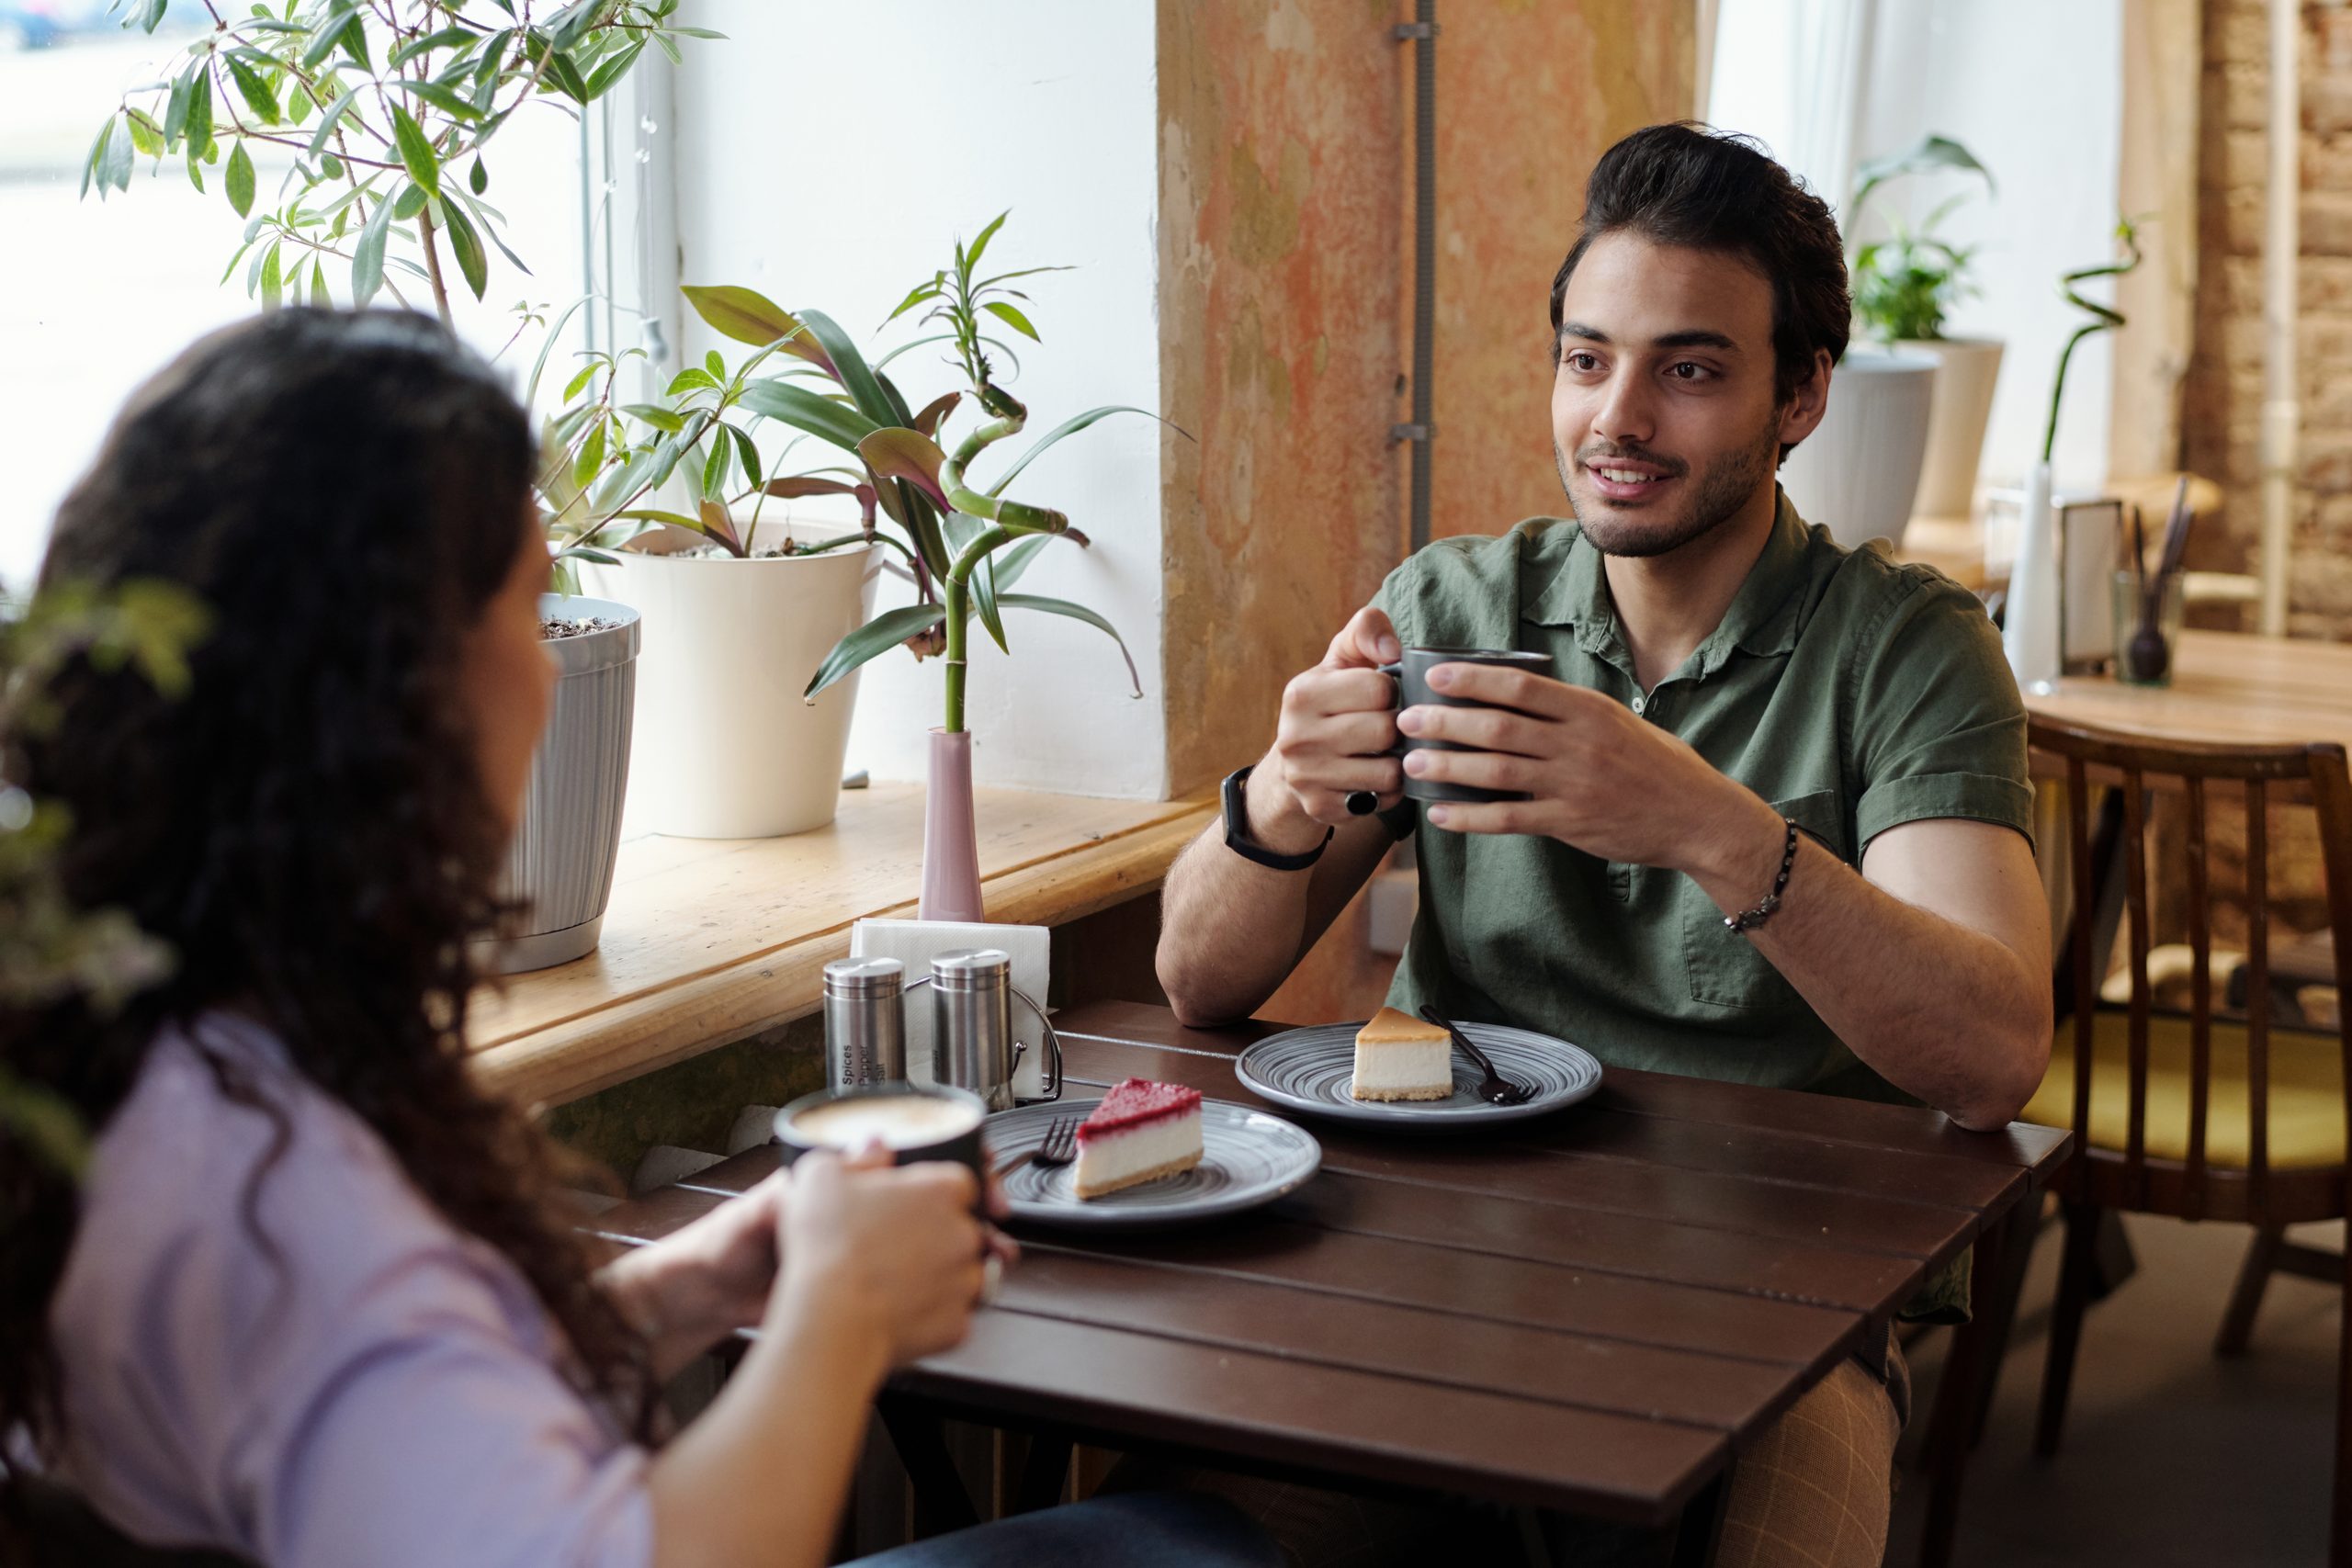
[51,1014,653,1566]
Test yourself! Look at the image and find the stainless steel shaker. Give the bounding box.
[929,948,1021,1111]
[823,956,907,1089]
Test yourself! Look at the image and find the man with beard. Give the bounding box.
[1154,124,2052,1567]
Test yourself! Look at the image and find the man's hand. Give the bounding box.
[1396,660,1774,879]
[1252,606,1408,849]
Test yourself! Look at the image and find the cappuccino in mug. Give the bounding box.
[787,1094,982,1151]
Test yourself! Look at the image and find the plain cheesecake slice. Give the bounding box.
[1351,1006,1454,1101]
[1073,1077,1204,1199]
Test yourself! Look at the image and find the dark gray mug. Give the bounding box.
[773,1082,989,1184]
[1379,646,1556,804]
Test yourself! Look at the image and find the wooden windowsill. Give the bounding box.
[467,782,1214,1109]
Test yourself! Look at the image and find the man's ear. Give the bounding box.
[1775,349,1835,452]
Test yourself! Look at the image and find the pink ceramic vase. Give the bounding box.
[920,728,985,922]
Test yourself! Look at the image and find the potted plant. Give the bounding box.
[85,0,702,970]
[552,216,1150,912]
[1850,134,2003,519]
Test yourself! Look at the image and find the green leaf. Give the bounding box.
[350,192,394,306]
[856,428,951,511]
[705,348,725,378]
[806,604,952,699]
[620,403,686,433]
[662,368,718,397]
[984,405,1159,497]
[126,108,164,157]
[390,105,441,197]
[964,210,1009,273]
[981,299,1040,342]
[287,81,315,125]
[319,151,344,179]
[390,24,484,69]
[883,273,943,325]
[301,4,365,68]
[1001,593,1141,695]
[736,378,877,454]
[163,69,194,144]
[679,285,829,367]
[392,182,428,220]
[79,119,111,200]
[469,154,488,195]
[729,424,763,489]
[224,55,280,125]
[582,39,647,101]
[561,362,599,401]
[973,553,1008,653]
[259,242,284,310]
[991,532,1057,592]
[392,78,483,122]
[797,310,895,425]
[309,255,328,307]
[700,434,729,500]
[572,420,605,489]
[224,141,255,217]
[184,67,213,152]
[438,200,491,299]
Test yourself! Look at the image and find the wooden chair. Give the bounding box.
[2022,716,2352,1564]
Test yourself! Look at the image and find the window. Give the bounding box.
[0,6,598,588]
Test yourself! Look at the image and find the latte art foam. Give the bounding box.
[788,1094,981,1151]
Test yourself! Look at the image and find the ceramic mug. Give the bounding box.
[1379,646,1557,804]
[773,1082,989,1183]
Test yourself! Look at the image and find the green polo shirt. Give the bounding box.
[1374,491,2033,1319]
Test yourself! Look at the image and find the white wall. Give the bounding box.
[671,1,1165,799]
[1708,0,2124,493]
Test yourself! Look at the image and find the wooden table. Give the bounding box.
[2022,630,2352,756]
[594,1000,2070,1562]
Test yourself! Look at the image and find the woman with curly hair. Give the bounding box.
[0,310,1277,1568]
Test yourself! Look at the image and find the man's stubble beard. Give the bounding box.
[1555,410,1783,560]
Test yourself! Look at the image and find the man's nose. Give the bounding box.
[1589,368,1657,448]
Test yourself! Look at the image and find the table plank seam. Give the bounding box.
[980,1298,1740,1435]
[1012,1240,1826,1371]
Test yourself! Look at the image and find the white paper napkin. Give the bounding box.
[849,919,1053,1100]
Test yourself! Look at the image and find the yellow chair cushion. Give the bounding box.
[2026,1013,2347,1170]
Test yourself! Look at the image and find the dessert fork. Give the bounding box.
[1418,1005,1535,1105]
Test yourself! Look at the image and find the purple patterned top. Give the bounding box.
[50,1013,653,1566]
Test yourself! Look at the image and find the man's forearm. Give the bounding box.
[1684,796,2051,1130]
[1157,761,1384,1026]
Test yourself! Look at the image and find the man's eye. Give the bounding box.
[1566,352,1600,373]
[1667,361,1711,381]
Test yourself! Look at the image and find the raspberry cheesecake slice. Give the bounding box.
[1072,1077,1204,1199]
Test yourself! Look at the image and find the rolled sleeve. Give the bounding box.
[1849,576,2034,852]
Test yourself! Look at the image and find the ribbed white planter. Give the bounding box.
[1898,336,2004,518]
[479,594,639,975]
[1779,347,1939,550]
[583,528,882,839]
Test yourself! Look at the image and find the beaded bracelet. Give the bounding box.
[1723,817,1800,937]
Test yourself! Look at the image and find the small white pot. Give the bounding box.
[1779,347,1939,550]
[1897,336,2004,518]
[583,526,883,839]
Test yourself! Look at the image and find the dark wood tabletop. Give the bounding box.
[591,999,2072,1554]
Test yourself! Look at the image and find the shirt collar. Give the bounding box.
[1522,487,1812,678]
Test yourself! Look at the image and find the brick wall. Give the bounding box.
[2186,0,2352,636]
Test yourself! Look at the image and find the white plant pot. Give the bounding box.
[582,529,883,839]
[1897,336,2004,518]
[1778,347,1939,550]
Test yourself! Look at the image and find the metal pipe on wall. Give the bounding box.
[1396,2,1437,556]
[2259,0,2300,636]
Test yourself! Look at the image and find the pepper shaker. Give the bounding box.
[823,957,907,1090]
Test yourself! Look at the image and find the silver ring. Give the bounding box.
[1345,790,1379,817]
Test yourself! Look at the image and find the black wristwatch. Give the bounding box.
[1221,766,1331,871]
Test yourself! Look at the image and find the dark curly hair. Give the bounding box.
[1550,122,1851,457]
[0,310,647,1512]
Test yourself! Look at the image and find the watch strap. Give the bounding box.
[1221,765,1332,871]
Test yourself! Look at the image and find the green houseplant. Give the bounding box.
[83,0,695,970]
[1848,133,2002,516]
[546,216,1151,912]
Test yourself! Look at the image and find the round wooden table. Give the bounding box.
[2024,630,2352,754]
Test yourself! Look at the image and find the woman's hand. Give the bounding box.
[599,1171,789,1379]
[771,1146,990,1380]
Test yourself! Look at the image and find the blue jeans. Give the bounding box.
[847,1493,1286,1568]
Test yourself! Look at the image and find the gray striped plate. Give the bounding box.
[1236,1021,1602,1130]
[987,1098,1320,1231]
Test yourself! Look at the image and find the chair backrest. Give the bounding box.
[2030,715,2352,1219]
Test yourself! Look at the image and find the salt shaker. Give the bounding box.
[930,948,1020,1111]
[823,957,907,1089]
